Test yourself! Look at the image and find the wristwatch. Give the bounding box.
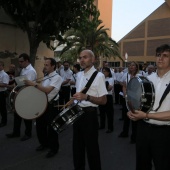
[86,95,91,101]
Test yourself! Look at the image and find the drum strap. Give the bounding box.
[155,83,170,111]
[81,71,98,94]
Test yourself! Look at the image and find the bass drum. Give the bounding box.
[51,104,85,134]
[126,76,155,113]
[9,85,48,119]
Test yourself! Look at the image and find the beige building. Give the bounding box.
[111,0,170,67]
[95,0,113,37]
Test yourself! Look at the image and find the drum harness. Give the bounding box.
[154,83,170,112]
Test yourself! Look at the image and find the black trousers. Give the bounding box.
[13,112,32,136]
[99,95,114,131]
[0,91,7,124]
[114,84,121,104]
[36,103,59,151]
[136,121,170,170]
[121,98,137,141]
[73,107,101,170]
[59,86,71,105]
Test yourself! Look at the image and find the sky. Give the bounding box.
[112,0,165,42]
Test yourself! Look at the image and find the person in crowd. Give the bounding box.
[114,67,124,105]
[72,49,107,170]
[0,61,9,127]
[138,64,146,76]
[59,61,72,105]
[24,57,62,158]
[70,63,81,96]
[6,53,37,141]
[103,62,116,80]
[56,61,64,75]
[6,64,16,113]
[118,61,139,144]
[99,67,114,133]
[128,44,170,170]
[145,64,155,76]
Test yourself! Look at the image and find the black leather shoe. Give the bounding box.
[0,123,6,127]
[46,150,58,158]
[36,145,47,151]
[20,135,31,141]
[6,133,20,138]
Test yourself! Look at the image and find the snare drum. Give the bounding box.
[51,104,85,133]
[126,76,155,113]
[9,86,48,119]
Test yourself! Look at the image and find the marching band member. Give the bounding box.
[25,58,62,158]
[72,50,108,170]
[128,44,170,170]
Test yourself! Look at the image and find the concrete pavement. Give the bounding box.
[0,104,136,170]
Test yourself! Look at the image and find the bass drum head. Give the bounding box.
[14,86,47,119]
[126,77,143,110]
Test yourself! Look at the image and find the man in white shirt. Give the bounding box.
[128,44,170,170]
[25,58,62,158]
[0,61,9,127]
[72,50,107,170]
[6,53,37,141]
[59,61,72,105]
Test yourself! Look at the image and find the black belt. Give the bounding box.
[142,120,170,128]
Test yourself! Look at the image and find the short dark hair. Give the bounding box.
[45,58,57,70]
[63,61,70,65]
[156,44,170,55]
[73,64,81,71]
[19,53,30,62]
[102,67,112,78]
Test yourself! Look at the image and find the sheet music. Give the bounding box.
[15,75,27,86]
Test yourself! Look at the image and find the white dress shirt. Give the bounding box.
[0,70,9,91]
[147,71,170,125]
[42,71,62,102]
[76,66,108,107]
[20,64,37,81]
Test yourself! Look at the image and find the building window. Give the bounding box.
[108,62,120,68]
[146,61,156,66]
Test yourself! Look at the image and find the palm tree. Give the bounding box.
[59,10,121,65]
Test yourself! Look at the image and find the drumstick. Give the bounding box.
[60,87,86,110]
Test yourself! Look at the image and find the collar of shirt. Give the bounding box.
[156,70,170,79]
[82,66,96,77]
[22,64,31,71]
[44,71,57,79]
[0,70,5,74]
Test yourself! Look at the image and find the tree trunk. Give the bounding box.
[29,42,38,67]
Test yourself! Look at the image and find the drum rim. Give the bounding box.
[126,76,155,113]
[12,85,48,120]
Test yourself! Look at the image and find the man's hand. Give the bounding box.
[73,92,87,101]
[127,110,147,121]
[24,80,36,86]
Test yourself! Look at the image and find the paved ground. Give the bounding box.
[0,104,136,170]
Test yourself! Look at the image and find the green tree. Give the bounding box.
[59,4,121,65]
[0,0,95,66]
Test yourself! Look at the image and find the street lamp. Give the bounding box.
[125,52,128,68]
